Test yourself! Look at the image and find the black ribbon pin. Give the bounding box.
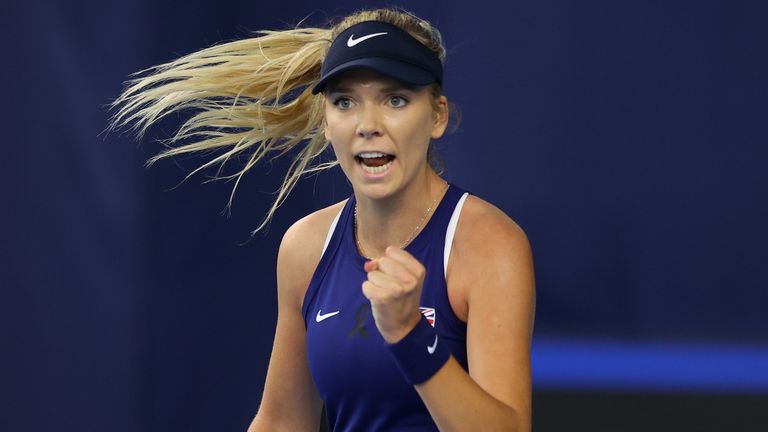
[348,302,370,338]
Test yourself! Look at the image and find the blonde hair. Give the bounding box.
[109,8,448,233]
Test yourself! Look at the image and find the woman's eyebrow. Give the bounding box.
[325,84,352,94]
[380,84,417,93]
[326,83,418,95]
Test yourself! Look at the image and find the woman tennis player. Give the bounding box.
[112,8,535,431]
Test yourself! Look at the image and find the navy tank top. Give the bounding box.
[302,184,470,431]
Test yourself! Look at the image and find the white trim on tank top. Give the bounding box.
[320,207,344,257]
[319,192,470,278]
[444,192,469,277]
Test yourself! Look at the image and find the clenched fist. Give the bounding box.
[362,246,425,343]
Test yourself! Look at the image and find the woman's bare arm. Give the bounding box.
[417,196,535,431]
[247,203,344,432]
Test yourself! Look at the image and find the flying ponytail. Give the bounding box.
[110,9,448,233]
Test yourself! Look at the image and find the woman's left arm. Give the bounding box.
[417,205,535,431]
[364,201,535,431]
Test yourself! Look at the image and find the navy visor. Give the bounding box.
[312,20,443,94]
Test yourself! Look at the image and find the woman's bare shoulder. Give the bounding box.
[456,195,528,245]
[445,194,534,322]
[281,200,348,253]
[277,200,348,305]
[449,195,532,283]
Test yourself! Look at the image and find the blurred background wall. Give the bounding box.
[3,0,767,431]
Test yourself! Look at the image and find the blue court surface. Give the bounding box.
[532,337,768,393]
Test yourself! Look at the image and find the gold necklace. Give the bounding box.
[354,182,449,259]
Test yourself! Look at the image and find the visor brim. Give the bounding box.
[311,58,437,94]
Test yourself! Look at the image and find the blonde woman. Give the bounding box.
[112,8,535,431]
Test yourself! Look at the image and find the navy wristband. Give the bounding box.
[386,315,452,385]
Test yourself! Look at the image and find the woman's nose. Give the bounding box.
[356,104,383,139]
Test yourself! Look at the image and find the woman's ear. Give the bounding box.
[323,118,332,141]
[431,95,449,139]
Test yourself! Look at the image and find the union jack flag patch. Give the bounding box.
[419,307,436,327]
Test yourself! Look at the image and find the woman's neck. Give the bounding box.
[354,170,447,258]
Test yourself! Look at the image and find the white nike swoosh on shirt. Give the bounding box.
[347,32,388,47]
[316,310,340,322]
[427,335,438,354]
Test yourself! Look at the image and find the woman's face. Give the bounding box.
[324,69,448,200]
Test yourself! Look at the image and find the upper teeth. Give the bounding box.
[357,152,388,158]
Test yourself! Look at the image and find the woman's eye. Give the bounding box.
[333,97,352,109]
[388,96,408,108]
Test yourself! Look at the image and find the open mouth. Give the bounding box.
[355,151,395,174]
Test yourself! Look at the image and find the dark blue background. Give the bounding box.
[3,1,767,430]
